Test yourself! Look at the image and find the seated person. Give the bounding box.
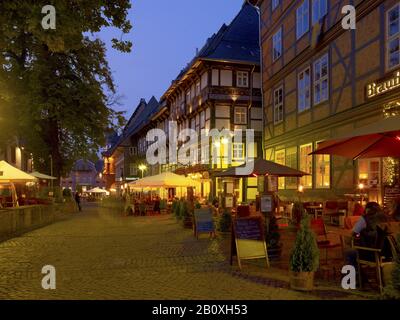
[345,202,389,267]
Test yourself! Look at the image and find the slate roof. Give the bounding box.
[169,3,260,91]
[103,97,160,157]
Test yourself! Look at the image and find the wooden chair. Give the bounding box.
[311,218,344,265]
[353,225,399,294]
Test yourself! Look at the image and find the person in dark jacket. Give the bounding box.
[75,192,82,212]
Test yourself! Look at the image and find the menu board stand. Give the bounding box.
[230,216,269,270]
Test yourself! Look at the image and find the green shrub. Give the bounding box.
[218,209,232,232]
[265,214,281,249]
[289,216,320,273]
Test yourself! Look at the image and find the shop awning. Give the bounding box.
[30,171,57,180]
[0,160,37,182]
[214,158,309,178]
[311,116,400,159]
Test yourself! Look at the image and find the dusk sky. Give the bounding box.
[98,0,245,117]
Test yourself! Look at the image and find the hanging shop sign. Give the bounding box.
[367,70,400,99]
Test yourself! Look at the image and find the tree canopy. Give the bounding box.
[0,0,131,177]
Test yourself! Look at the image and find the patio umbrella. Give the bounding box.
[311,116,400,159]
[0,160,37,182]
[86,187,108,194]
[129,172,197,188]
[214,158,309,177]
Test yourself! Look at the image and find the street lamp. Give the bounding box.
[49,154,54,195]
[138,164,147,178]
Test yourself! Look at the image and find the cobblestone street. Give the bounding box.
[0,203,368,300]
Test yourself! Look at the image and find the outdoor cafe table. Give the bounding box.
[307,205,323,219]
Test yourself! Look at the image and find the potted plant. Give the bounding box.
[289,216,320,291]
[180,200,193,228]
[217,208,232,235]
[172,199,180,220]
[264,214,283,260]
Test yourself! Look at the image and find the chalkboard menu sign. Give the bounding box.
[230,217,269,270]
[384,186,400,210]
[234,217,264,240]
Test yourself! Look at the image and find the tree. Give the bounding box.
[0,0,131,177]
[289,216,320,273]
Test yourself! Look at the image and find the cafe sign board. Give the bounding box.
[230,216,269,270]
[367,70,400,99]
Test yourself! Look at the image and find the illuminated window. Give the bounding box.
[275,149,286,189]
[300,144,313,188]
[296,0,309,39]
[388,4,400,69]
[274,86,284,124]
[315,141,330,188]
[312,0,327,25]
[273,27,282,62]
[233,143,244,160]
[298,67,311,112]
[358,158,381,186]
[237,71,249,88]
[234,107,247,124]
[286,147,298,189]
[314,54,329,105]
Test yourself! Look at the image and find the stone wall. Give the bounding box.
[0,203,73,241]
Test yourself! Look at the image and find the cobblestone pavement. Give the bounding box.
[0,203,370,300]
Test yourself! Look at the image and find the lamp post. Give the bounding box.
[138,164,147,178]
[49,154,54,195]
[358,183,365,205]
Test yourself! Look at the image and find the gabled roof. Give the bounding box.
[163,3,260,99]
[103,97,160,157]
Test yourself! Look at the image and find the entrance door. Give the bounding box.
[358,158,382,203]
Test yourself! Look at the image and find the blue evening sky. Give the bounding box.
[98,0,244,117]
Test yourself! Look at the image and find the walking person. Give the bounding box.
[75,192,82,212]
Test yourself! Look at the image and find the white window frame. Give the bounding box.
[234,106,247,125]
[129,147,137,156]
[312,0,327,25]
[272,27,283,62]
[232,143,245,160]
[296,0,309,40]
[313,54,329,105]
[237,71,249,88]
[272,0,280,11]
[275,149,286,189]
[300,143,313,188]
[315,141,331,189]
[273,86,284,124]
[298,67,311,112]
[387,4,400,70]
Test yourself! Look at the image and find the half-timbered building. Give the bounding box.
[255,0,400,203]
